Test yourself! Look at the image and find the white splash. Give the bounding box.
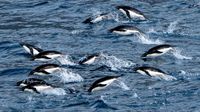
[157,74,177,81]
[135,33,164,45]
[40,87,66,96]
[172,48,192,60]
[99,53,135,71]
[56,55,77,65]
[57,68,84,83]
[115,79,130,90]
[167,20,179,33]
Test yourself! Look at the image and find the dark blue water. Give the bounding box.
[1,0,200,111]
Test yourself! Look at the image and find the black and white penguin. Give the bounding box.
[141,44,174,59]
[79,53,100,65]
[109,25,144,35]
[88,76,120,92]
[134,66,176,80]
[29,64,61,76]
[83,13,109,24]
[21,83,54,94]
[32,51,62,61]
[116,5,147,20]
[20,43,43,56]
[16,78,47,87]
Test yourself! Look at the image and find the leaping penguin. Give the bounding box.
[141,44,174,59]
[116,5,147,20]
[29,64,61,76]
[79,53,100,65]
[134,66,176,80]
[83,13,109,24]
[88,76,120,92]
[20,43,43,56]
[32,51,62,61]
[109,25,144,35]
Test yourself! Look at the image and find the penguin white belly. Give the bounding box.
[23,46,31,54]
[146,70,166,77]
[129,11,145,19]
[83,57,96,64]
[46,54,61,59]
[35,85,53,92]
[45,67,60,73]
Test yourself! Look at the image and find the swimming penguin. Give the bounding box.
[88,76,120,92]
[83,13,109,24]
[109,25,144,35]
[134,66,176,80]
[20,43,43,56]
[141,44,174,59]
[21,83,54,94]
[79,53,100,65]
[32,51,62,61]
[116,5,147,20]
[29,64,61,76]
[16,78,47,87]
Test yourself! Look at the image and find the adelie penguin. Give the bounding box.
[88,76,120,92]
[29,64,61,76]
[20,43,43,56]
[141,44,174,59]
[32,51,62,61]
[116,5,147,20]
[134,66,176,80]
[109,25,144,35]
[79,53,101,65]
[16,78,47,87]
[83,13,109,24]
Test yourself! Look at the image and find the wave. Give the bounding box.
[172,48,192,60]
[135,33,164,45]
[57,68,84,83]
[98,53,135,71]
[56,55,77,65]
[40,87,66,96]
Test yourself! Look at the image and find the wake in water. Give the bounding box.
[134,32,164,45]
[40,87,66,96]
[98,53,135,71]
[57,68,84,83]
[171,48,192,60]
[114,78,130,90]
[166,20,179,34]
[56,55,77,65]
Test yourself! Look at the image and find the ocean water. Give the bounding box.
[0,0,200,111]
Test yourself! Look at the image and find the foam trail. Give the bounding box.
[172,48,192,60]
[40,88,66,96]
[56,55,77,65]
[99,53,135,71]
[135,33,164,45]
[58,68,84,83]
[115,79,130,90]
[158,74,177,81]
[167,20,179,33]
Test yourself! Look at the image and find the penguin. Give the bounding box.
[141,44,174,59]
[29,64,61,76]
[21,83,54,94]
[20,43,43,56]
[83,13,109,24]
[79,53,100,65]
[16,78,47,87]
[88,76,120,92]
[32,51,62,61]
[109,25,144,35]
[134,66,176,80]
[116,5,147,20]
